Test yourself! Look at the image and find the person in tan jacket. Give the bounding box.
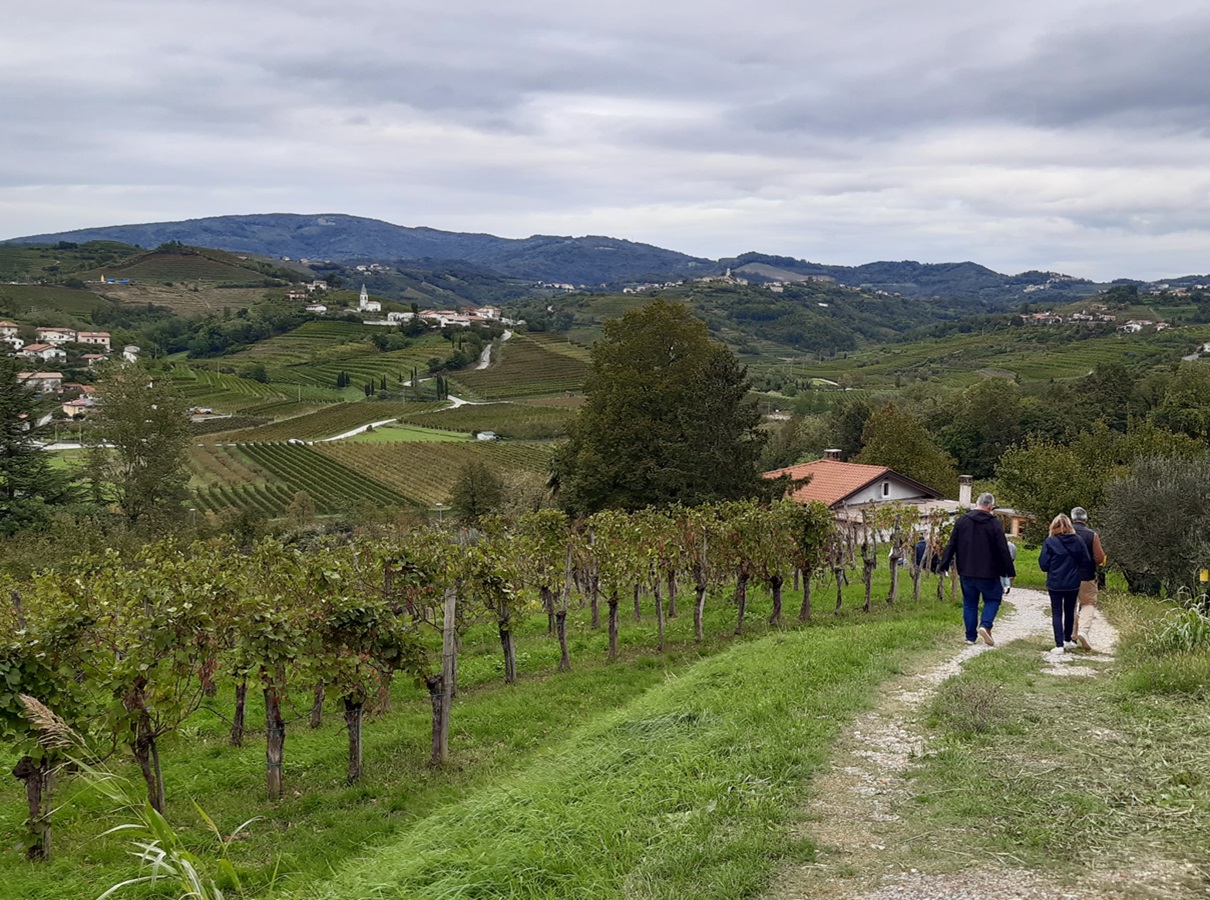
[1070,507,1107,650]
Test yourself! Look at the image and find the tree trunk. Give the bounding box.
[607,591,620,660]
[433,586,457,765]
[344,698,363,784]
[734,573,749,636]
[264,681,285,801]
[590,573,601,628]
[151,739,165,816]
[793,568,800,592]
[425,675,445,767]
[799,571,813,622]
[556,610,570,671]
[200,652,218,698]
[12,756,52,861]
[912,564,922,603]
[834,567,845,613]
[950,567,959,600]
[129,699,165,813]
[666,571,677,618]
[862,565,874,613]
[230,677,247,747]
[373,670,393,716]
[769,574,784,626]
[633,582,642,621]
[694,581,707,641]
[887,554,900,604]
[654,577,665,652]
[498,619,517,684]
[310,679,325,728]
[936,569,947,602]
[540,586,555,636]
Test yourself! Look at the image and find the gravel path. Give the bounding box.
[768,588,1121,900]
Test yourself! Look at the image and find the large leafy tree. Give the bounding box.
[554,299,766,513]
[0,358,75,534]
[996,421,1202,543]
[855,404,959,494]
[86,363,191,524]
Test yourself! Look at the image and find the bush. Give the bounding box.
[1098,455,1210,596]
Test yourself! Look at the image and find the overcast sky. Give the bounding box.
[3,0,1209,280]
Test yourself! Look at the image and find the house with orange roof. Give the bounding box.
[764,450,945,514]
[765,453,1032,536]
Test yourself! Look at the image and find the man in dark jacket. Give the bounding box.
[939,492,1017,646]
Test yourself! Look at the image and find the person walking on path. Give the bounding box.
[1038,513,1095,655]
[1070,507,1107,650]
[1001,539,1018,595]
[939,492,1017,646]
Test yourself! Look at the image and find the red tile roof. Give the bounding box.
[763,458,894,507]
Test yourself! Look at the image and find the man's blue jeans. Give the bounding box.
[960,576,1004,642]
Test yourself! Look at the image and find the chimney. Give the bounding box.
[824,448,842,461]
[958,475,973,507]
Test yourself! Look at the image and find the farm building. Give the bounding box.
[764,451,944,515]
[21,343,67,363]
[18,372,64,393]
[764,454,1031,536]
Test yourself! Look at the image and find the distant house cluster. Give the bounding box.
[384,305,507,328]
[1019,308,1120,326]
[1147,282,1210,296]
[2,322,113,365]
[622,280,685,294]
[694,268,749,286]
[287,279,331,302]
[1021,272,1081,293]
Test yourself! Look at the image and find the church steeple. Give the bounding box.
[359,284,368,310]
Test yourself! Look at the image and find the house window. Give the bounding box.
[882,481,890,497]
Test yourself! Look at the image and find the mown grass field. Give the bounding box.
[0,569,961,900]
[344,421,469,442]
[398,401,574,439]
[219,401,423,441]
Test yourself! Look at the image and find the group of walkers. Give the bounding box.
[937,492,1105,654]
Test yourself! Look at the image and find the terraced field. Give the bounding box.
[449,335,588,399]
[0,284,116,318]
[398,402,573,439]
[279,344,450,389]
[523,331,593,361]
[222,401,443,441]
[206,443,412,513]
[317,441,554,506]
[79,249,274,284]
[226,321,384,365]
[168,366,296,411]
[756,325,1210,389]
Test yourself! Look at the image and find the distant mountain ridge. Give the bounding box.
[6,213,712,286]
[3,213,1128,305]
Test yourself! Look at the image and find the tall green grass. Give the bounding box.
[307,608,953,900]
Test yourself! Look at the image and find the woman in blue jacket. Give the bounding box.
[1038,513,1094,655]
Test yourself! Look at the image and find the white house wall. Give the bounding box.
[845,476,934,506]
